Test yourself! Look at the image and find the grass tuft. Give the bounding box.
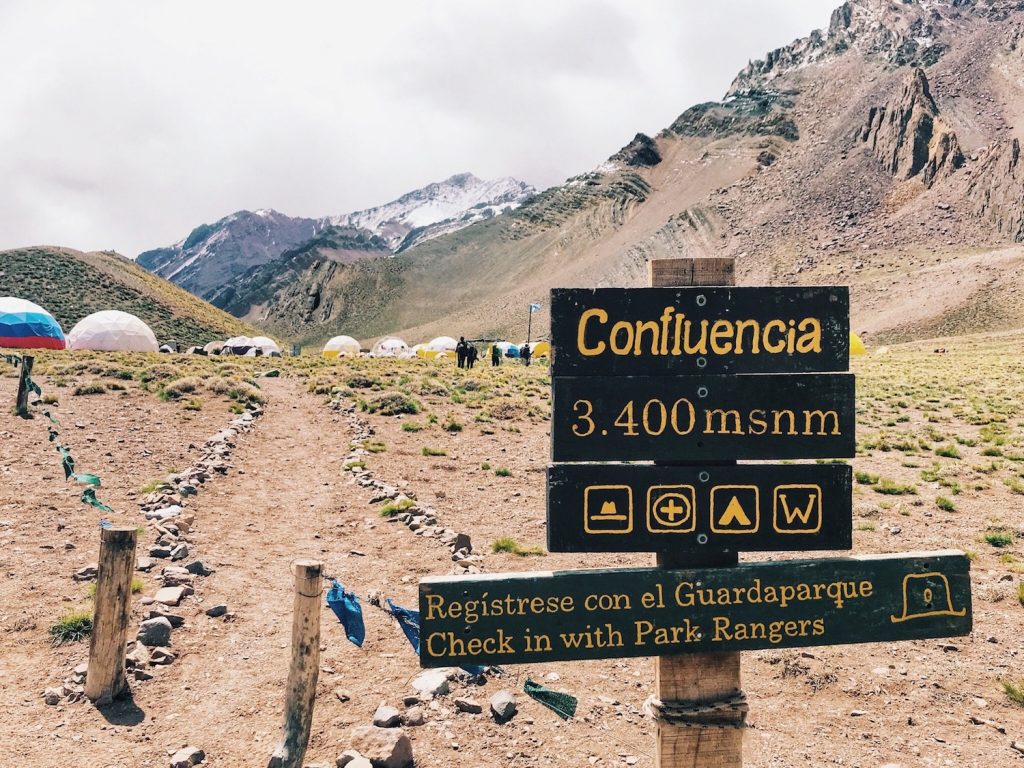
[491,537,544,556]
[49,609,93,645]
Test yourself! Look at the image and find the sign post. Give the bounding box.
[418,257,972,768]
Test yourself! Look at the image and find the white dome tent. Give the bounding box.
[371,337,410,358]
[323,335,361,358]
[203,340,225,355]
[251,335,281,356]
[223,336,254,355]
[425,336,457,354]
[66,311,159,353]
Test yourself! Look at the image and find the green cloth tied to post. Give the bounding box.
[523,678,577,720]
[80,488,114,513]
[3,354,21,367]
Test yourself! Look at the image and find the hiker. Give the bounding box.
[491,343,501,367]
[456,336,468,368]
[467,344,479,369]
[521,342,532,366]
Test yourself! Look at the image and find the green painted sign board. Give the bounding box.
[419,551,971,667]
[550,286,850,377]
[546,462,852,553]
[551,373,856,462]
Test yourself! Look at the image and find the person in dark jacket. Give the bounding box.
[456,337,468,368]
[521,342,532,366]
[491,344,501,367]
[467,344,478,369]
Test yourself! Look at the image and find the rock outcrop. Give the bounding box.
[857,68,964,186]
[964,138,1024,241]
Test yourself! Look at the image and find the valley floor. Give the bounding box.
[0,338,1022,767]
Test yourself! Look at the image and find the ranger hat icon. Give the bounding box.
[890,572,967,624]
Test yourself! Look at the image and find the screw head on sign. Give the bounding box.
[697,533,708,545]
[696,295,707,307]
[697,386,708,398]
[699,471,710,483]
[697,357,707,368]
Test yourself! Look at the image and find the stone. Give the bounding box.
[185,561,212,576]
[454,697,482,714]
[137,617,173,647]
[155,586,186,606]
[136,557,155,572]
[169,543,189,561]
[145,505,183,521]
[452,533,472,553]
[147,609,185,628]
[373,703,402,728]
[410,669,450,698]
[401,695,420,707]
[72,564,98,582]
[402,706,425,726]
[335,688,352,702]
[150,648,176,665]
[205,604,228,618]
[348,726,412,768]
[336,752,372,768]
[169,746,205,768]
[150,546,173,559]
[490,690,517,722]
[43,687,62,705]
[126,644,151,668]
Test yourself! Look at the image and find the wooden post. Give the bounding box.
[651,257,745,767]
[268,559,323,768]
[15,354,34,417]
[85,526,138,705]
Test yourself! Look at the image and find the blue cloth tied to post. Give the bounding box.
[326,580,365,647]
[386,598,484,676]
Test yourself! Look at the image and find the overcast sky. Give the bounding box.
[0,0,836,256]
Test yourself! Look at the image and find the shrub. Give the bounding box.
[984,531,1014,548]
[49,609,93,645]
[874,479,917,495]
[364,441,386,453]
[444,419,463,433]
[346,375,379,389]
[422,446,447,457]
[161,377,202,400]
[367,393,420,416]
[495,467,512,477]
[481,462,491,470]
[184,398,203,411]
[401,421,424,432]
[1001,679,1024,707]
[1018,583,1024,608]
[936,496,955,512]
[73,383,106,396]
[935,444,962,459]
[491,537,545,556]
[855,471,879,485]
[379,498,416,517]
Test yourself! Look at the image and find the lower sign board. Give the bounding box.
[546,462,852,553]
[551,373,855,462]
[418,551,971,667]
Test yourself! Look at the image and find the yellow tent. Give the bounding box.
[850,332,867,356]
[530,341,551,358]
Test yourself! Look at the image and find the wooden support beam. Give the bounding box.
[268,559,323,768]
[85,526,138,705]
[651,257,744,768]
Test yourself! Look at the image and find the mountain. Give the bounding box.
[241,0,1024,347]
[0,247,258,345]
[136,174,535,303]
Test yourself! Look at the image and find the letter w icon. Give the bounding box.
[773,485,822,533]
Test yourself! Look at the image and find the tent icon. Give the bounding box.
[890,572,967,623]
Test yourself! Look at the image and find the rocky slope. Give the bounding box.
[233,0,1024,347]
[136,174,534,303]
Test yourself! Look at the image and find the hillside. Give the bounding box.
[237,0,1024,347]
[0,247,259,345]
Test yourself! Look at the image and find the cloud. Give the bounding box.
[0,0,836,256]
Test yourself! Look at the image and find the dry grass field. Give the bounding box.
[0,337,1022,767]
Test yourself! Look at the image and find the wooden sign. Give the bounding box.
[419,551,971,667]
[546,462,852,553]
[550,287,849,377]
[551,373,855,462]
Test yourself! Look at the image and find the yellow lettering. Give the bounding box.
[762,320,786,353]
[710,320,733,354]
[795,318,822,353]
[609,321,634,354]
[577,308,608,356]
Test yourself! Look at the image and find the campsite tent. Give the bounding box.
[67,310,159,353]
[371,337,410,358]
[425,336,457,353]
[0,297,65,350]
[323,335,361,358]
[520,341,551,358]
[223,336,255,355]
[251,336,281,356]
[493,341,519,359]
[203,340,225,355]
[850,332,867,356]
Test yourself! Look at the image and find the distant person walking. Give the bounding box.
[467,344,478,369]
[521,342,532,366]
[491,344,501,367]
[456,336,468,369]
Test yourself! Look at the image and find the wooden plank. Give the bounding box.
[546,462,852,553]
[551,373,855,462]
[85,526,138,705]
[650,257,735,287]
[268,560,323,768]
[550,287,849,377]
[418,551,972,667]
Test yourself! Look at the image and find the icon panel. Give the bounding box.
[646,485,697,533]
[710,485,759,533]
[773,484,823,534]
[584,485,633,534]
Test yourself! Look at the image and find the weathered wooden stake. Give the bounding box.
[651,257,744,768]
[268,559,323,768]
[15,354,34,417]
[85,526,138,705]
